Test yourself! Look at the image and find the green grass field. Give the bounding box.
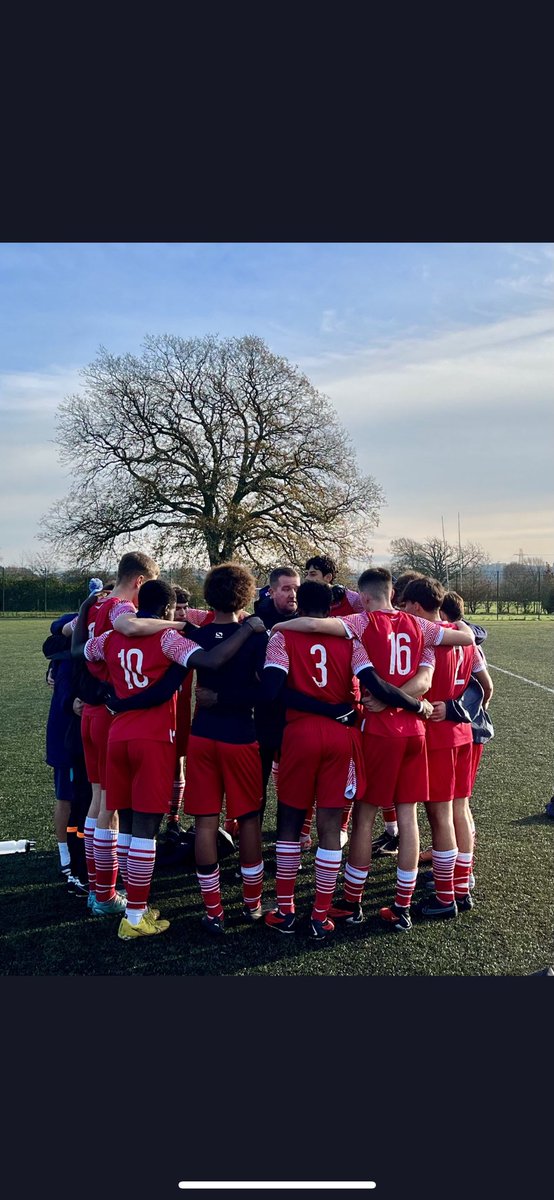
[1,616,553,975]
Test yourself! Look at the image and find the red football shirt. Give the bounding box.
[76,597,137,707]
[264,629,371,720]
[85,628,199,743]
[342,609,442,737]
[330,588,364,618]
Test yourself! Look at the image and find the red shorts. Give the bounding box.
[175,675,193,758]
[427,742,473,803]
[277,717,366,810]
[88,705,113,789]
[81,709,99,785]
[360,732,428,807]
[183,735,263,820]
[469,743,484,794]
[106,738,175,813]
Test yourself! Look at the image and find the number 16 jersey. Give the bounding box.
[342,609,440,738]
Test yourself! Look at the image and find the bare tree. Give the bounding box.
[40,334,384,570]
[391,535,489,590]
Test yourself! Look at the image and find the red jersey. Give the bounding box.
[85,627,199,744]
[426,625,485,749]
[330,588,364,618]
[342,609,442,738]
[185,607,215,626]
[264,629,371,720]
[75,596,137,707]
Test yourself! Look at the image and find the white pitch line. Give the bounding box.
[488,664,554,694]
[178,1186,377,1192]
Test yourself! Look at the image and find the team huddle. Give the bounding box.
[46,550,494,947]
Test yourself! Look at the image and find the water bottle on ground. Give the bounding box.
[0,839,36,855]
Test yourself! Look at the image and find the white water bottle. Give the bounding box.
[0,839,36,855]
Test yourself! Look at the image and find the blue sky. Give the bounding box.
[0,242,552,568]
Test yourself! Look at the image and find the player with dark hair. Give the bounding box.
[391,571,425,609]
[261,580,433,940]
[305,554,364,619]
[81,576,265,938]
[175,563,272,934]
[274,566,475,932]
[304,555,364,843]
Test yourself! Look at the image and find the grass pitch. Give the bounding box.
[1,616,553,976]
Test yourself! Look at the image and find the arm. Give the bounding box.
[71,592,101,658]
[162,616,267,673]
[271,616,348,637]
[357,665,432,716]
[475,666,493,709]
[398,665,434,697]
[113,613,186,636]
[283,687,354,720]
[439,621,475,647]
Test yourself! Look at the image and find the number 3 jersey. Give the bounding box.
[342,609,441,738]
[84,628,200,743]
[264,628,372,716]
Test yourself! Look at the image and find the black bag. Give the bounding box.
[155,825,236,871]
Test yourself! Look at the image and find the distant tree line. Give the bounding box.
[0,560,207,614]
[390,538,553,615]
[1,550,552,616]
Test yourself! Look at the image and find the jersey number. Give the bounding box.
[388,631,412,676]
[310,643,328,688]
[117,648,149,690]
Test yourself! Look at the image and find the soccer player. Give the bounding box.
[261,580,433,941]
[81,577,266,939]
[178,563,272,934]
[402,576,491,918]
[253,567,301,819]
[275,567,475,932]
[43,613,91,892]
[68,550,168,916]
[435,589,494,900]
[304,555,364,843]
[304,554,364,618]
[164,587,215,840]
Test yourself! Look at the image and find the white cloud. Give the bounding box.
[312,309,554,419]
[0,367,83,413]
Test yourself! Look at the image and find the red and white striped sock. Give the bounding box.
[116,832,132,888]
[383,805,398,836]
[93,828,118,903]
[196,864,224,920]
[340,804,352,834]
[395,867,418,909]
[312,848,342,921]
[241,860,264,911]
[84,817,97,894]
[431,848,458,905]
[275,840,301,913]
[454,850,473,898]
[169,779,185,822]
[343,861,369,905]
[126,837,156,924]
[300,802,315,844]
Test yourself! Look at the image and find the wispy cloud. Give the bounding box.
[0,367,82,413]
